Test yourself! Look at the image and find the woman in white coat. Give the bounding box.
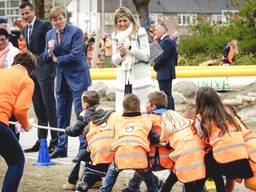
[112,7,152,112]
[0,29,19,68]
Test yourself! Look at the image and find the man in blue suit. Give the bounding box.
[44,7,91,158]
[154,23,176,110]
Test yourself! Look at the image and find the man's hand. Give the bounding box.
[52,54,57,63]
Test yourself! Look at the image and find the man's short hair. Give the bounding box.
[147,91,168,108]
[82,91,100,107]
[49,7,66,20]
[19,1,34,10]
[158,22,168,32]
[123,94,140,112]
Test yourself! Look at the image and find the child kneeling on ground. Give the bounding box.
[99,94,160,192]
[123,91,173,192]
[62,91,118,191]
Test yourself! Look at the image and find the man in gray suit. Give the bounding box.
[19,2,57,153]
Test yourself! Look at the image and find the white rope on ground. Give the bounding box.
[9,121,65,132]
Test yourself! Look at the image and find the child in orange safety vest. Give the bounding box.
[99,94,160,192]
[194,87,253,191]
[63,91,117,192]
[224,104,256,191]
[160,110,206,192]
[123,91,173,192]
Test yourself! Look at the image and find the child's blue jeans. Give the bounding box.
[99,162,158,192]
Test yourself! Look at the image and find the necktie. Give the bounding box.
[28,24,32,43]
[57,31,61,46]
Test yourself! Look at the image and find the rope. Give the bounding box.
[9,121,65,132]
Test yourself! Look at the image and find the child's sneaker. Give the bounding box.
[76,182,88,192]
[62,182,76,190]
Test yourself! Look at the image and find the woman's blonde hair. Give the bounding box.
[113,7,139,34]
[229,39,239,54]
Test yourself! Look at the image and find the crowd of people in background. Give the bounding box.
[0,2,256,192]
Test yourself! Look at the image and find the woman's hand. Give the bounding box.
[117,42,128,58]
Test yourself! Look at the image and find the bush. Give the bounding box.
[178,0,256,65]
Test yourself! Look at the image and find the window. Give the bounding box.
[104,13,114,26]
[211,14,222,25]
[177,14,197,26]
[0,0,20,28]
[149,13,163,25]
[222,10,238,25]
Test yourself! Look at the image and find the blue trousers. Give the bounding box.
[56,77,87,153]
[0,122,25,192]
[99,162,158,192]
[158,79,175,110]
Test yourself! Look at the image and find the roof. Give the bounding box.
[100,0,244,14]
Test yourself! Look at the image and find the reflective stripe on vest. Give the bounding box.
[169,147,205,159]
[115,153,148,158]
[213,143,246,154]
[112,138,149,150]
[175,162,205,173]
[90,149,113,159]
[88,135,114,146]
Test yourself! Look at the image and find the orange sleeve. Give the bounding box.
[13,77,34,129]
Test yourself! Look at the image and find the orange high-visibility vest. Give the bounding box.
[228,45,235,64]
[236,118,256,173]
[86,112,119,165]
[111,115,152,170]
[209,122,248,164]
[168,122,206,183]
[148,113,173,169]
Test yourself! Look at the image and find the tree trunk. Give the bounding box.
[132,0,150,31]
[34,0,45,19]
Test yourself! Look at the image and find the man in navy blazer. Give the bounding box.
[19,2,58,153]
[154,23,176,110]
[44,7,91,158]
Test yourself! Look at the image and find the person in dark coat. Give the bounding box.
[19,2,57,153]
[154,23,176,110]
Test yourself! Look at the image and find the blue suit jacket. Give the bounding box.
[154,35,176,81]
[44,24,91,92]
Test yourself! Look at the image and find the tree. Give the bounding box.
[132,0,150,31]
[21,0,45,19]
[34,0,45,19]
